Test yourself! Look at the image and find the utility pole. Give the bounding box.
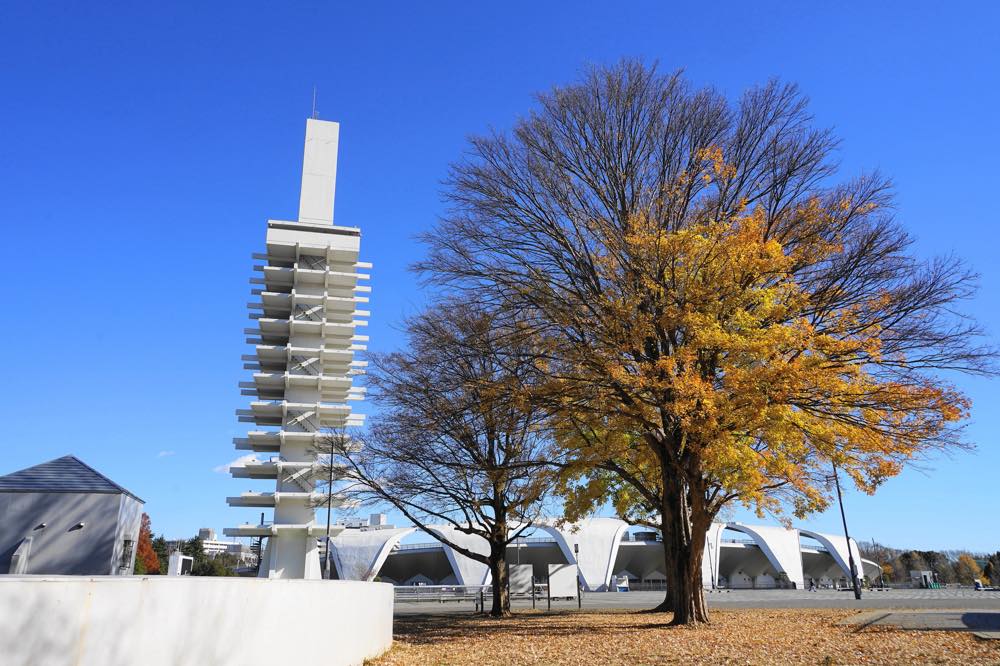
[871,537,885,589]
[832,461,862,600]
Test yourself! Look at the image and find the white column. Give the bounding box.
[298,118,340,225]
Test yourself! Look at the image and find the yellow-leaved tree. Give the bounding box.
[419,61,993,624]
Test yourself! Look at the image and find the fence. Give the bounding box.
[394,585,487,604]
[394,582,575,611]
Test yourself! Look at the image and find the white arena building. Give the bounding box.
[328,518,881,591]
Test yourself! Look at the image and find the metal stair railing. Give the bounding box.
[285,410,319,432]
[284,465,317,492]
[292,304,323,322]
[290,355,320,376]
[299,255,328,271]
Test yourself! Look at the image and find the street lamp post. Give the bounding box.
[832,461,862,600]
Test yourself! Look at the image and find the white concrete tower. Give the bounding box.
[224,119,370,579]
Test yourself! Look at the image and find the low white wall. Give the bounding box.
[0,576,393,666]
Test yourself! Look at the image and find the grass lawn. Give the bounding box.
[371,609,1000,665]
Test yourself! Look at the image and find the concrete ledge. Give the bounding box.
[0,575,393,666]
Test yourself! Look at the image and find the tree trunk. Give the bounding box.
[650,515,677,614]
[488,549,511,617]
[648,472,711,624]
[665,526,709,625]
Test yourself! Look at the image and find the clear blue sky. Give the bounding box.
[2,2,998,551]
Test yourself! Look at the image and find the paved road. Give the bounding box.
[394,589,1000,615]
[840,609,1000,639]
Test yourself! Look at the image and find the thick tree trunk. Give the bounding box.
[665,521,709,625]
[648,471,711,624]
[650,516,677,613]
[488,549,511,617]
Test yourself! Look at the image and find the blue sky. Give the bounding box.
[1,2,998,551]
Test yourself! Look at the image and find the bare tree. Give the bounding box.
[417,60,994,623]
[324,300,557,617]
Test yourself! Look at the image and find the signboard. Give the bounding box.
[508,564,533,594]
[547,564,578,598]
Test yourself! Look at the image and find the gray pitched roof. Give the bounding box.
[0,456,143,502]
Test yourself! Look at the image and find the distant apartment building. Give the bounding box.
[166,529,258,568]
[337,513,390,531]
[203,538,257,566]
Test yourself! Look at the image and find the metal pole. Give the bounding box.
[574,543,581,609]
[325,452,334,579]
[546,570,551,611]
[707,532,717,590]
[255,512,265,576]
[832,461,862,600]
[506,561,511,613]
[871,537,884,589]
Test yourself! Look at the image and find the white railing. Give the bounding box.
[392,584,550,610]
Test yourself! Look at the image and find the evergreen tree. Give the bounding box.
[181,536,207,569]
[151,536,169,574]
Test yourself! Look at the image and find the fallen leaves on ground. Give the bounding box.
[370,609,1000,665]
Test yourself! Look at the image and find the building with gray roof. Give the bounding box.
[0,456,144,575]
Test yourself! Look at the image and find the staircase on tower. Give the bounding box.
[223,119,370,579]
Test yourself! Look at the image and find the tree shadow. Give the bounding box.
[393,609,694,645]
[959,612,1000,631]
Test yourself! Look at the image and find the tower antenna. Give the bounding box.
[311,86,318,119]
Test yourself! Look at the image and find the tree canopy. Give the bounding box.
[330,300,558,616]
[418,60,992,623]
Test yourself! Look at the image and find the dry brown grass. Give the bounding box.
[370,609,1000,665]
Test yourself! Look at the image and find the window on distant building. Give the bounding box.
[120,540,134,571]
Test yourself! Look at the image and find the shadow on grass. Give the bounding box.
[393,610,689,645]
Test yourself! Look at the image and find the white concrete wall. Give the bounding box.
[726,523,805,589]
[539,518,627,591]
[110,495,143,575]
[0,576,392,666]
[425,525,491,585]
[330,527,416,581]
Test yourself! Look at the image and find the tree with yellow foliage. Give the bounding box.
[418,61,993,624]
[955,553,984,586]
